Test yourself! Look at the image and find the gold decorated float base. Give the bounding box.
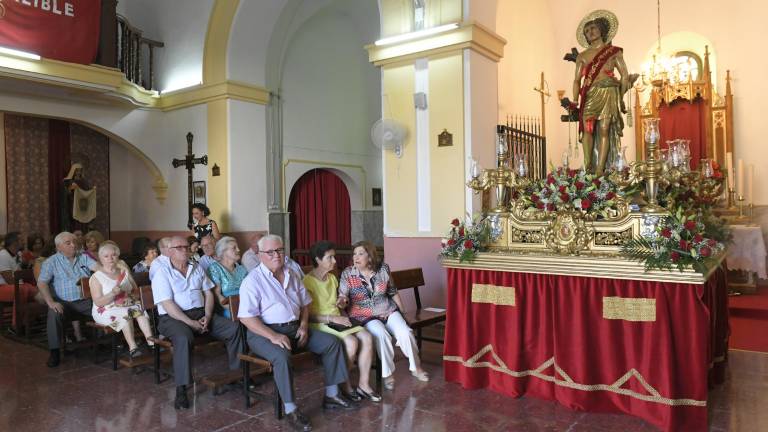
[442,252,724,284]
[485,200,667,256]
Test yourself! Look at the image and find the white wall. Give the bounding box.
[280,0,381,210]
[497,0,767,204]
[228,99,269,231]
[228,0,289,86]
[117,0,214,92]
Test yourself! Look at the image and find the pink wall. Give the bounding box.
[384,236,447,309]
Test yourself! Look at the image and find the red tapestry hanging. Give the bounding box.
[0,0,101,64]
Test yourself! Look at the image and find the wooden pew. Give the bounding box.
[390,268,446,350]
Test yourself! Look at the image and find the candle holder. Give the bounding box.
[642,118,664,213]
[727,188,738,210]
[748,203,755,226]
[736,195,748,222]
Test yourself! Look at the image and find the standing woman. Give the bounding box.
[206,236,248,318]
[304,240,380,402]
[338,241,428,390]
[189,203,221,242]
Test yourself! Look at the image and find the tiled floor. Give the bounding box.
[1,335,766,432]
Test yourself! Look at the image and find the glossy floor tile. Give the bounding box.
[1,335,766,431]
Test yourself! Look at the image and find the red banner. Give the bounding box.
[0,0,101,64]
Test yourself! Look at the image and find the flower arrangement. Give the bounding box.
[440,215,490,262]
[621,207,728,272]
[658,160,725,211]
[522,168,624,218]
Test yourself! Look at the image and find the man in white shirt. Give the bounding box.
[152,236,243,410]
[0,231,21,284]
[241,232,262,272]
[198,235,217,272]
[148,237,170,282]
[238,234,354,431]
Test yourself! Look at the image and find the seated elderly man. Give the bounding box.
[239,234,354,432]
[37,231,99,367]
[198,235,217,272]
[151,236,243,410]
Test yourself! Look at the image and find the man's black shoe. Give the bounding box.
[285,409,312,431]
[46,349,60,368]
[322,394,357,410]
[341,389,363,402]
[174,385,190,409]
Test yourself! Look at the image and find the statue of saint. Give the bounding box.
[61,163,96,232]
[572,10,632,175]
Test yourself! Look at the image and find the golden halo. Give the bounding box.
[576,9,619,48]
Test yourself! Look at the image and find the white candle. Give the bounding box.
[726,152,734,190]
[748,164,754,205]
[737,159,744,198]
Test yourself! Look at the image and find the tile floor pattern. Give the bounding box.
[0,335,766,432]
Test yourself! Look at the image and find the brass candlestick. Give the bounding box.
[727,187,737,210]
[748,203,755,225]
[642,118,664,213]
[736,195,747,221]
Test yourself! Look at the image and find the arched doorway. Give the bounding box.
[288,168,351,267]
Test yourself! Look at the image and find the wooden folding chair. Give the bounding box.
[390,268,446,350]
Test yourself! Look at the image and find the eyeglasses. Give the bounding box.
[260,248,285,257]
[169,245,191,251]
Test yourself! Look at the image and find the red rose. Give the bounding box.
[588,192,598,202]
[537,202,545,209]
[714,171,723,179]
[693,234,703,243]
[712,161,720,170]
[606,191,616,200]
[575,181,585,190]
[451,218,460,227]
[546,176,555,185]
[560,193,569,202]
[558,185,567,193]
[581,199,592,210]
[458,227,465,237]
[568,169,577,178]
[447,239,456,246]
[707,239,717,247]
[679,240,689,250]
[592,179,601,187]
[546,203,555,211]
[463,240,474,249]
[700,246,712,257]
[684,220,697,231]
[531,194,540,202]
[670,251,680,262]
[661,228,672,238]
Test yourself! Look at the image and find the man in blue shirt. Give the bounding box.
[37,231,98,367]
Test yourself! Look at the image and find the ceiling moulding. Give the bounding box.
[0,54,269,110]
[366,21,507,66]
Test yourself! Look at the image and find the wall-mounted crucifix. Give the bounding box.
[172,132,208,228]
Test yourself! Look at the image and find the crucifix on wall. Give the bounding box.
[172,132,207,228]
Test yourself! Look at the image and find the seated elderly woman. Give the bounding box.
[304,240,381,402]
[132,243,159,273]
[207,236,248,318]
[338,241,429,390]
[83,230,105,261]
[89,241,153,358]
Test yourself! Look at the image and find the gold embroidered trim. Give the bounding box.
[443,345,706,407]
[471,284,515,306]
[602,297,656,322]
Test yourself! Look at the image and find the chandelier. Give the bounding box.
[636,1,696,89]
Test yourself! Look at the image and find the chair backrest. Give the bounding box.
[390,268,425,310]
[80,277,92,299]
[132,271,150,288]
[14,269,35,285]
[1,270,13,284]
[139,285,155,310]
[228,294,240,322]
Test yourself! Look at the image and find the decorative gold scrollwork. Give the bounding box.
[543,211,595,255]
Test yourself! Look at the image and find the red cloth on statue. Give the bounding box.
[443,267,728,432]
[0,283,39,328]
[659,99,707,170]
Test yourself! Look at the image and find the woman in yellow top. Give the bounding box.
[303,240,381,403]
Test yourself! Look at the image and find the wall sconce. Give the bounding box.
[212,164,221,176]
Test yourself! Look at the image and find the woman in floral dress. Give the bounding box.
[89,241,153,358]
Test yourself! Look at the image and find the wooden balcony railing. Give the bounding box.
[117,15,164,91]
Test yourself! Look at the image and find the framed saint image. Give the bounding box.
[193,181,206,204]
[372,188,382,207]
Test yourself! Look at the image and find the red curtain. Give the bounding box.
[289,169,351,266]
[659,98,707,170]
[443,267,729,432]
[48,119,71,234]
